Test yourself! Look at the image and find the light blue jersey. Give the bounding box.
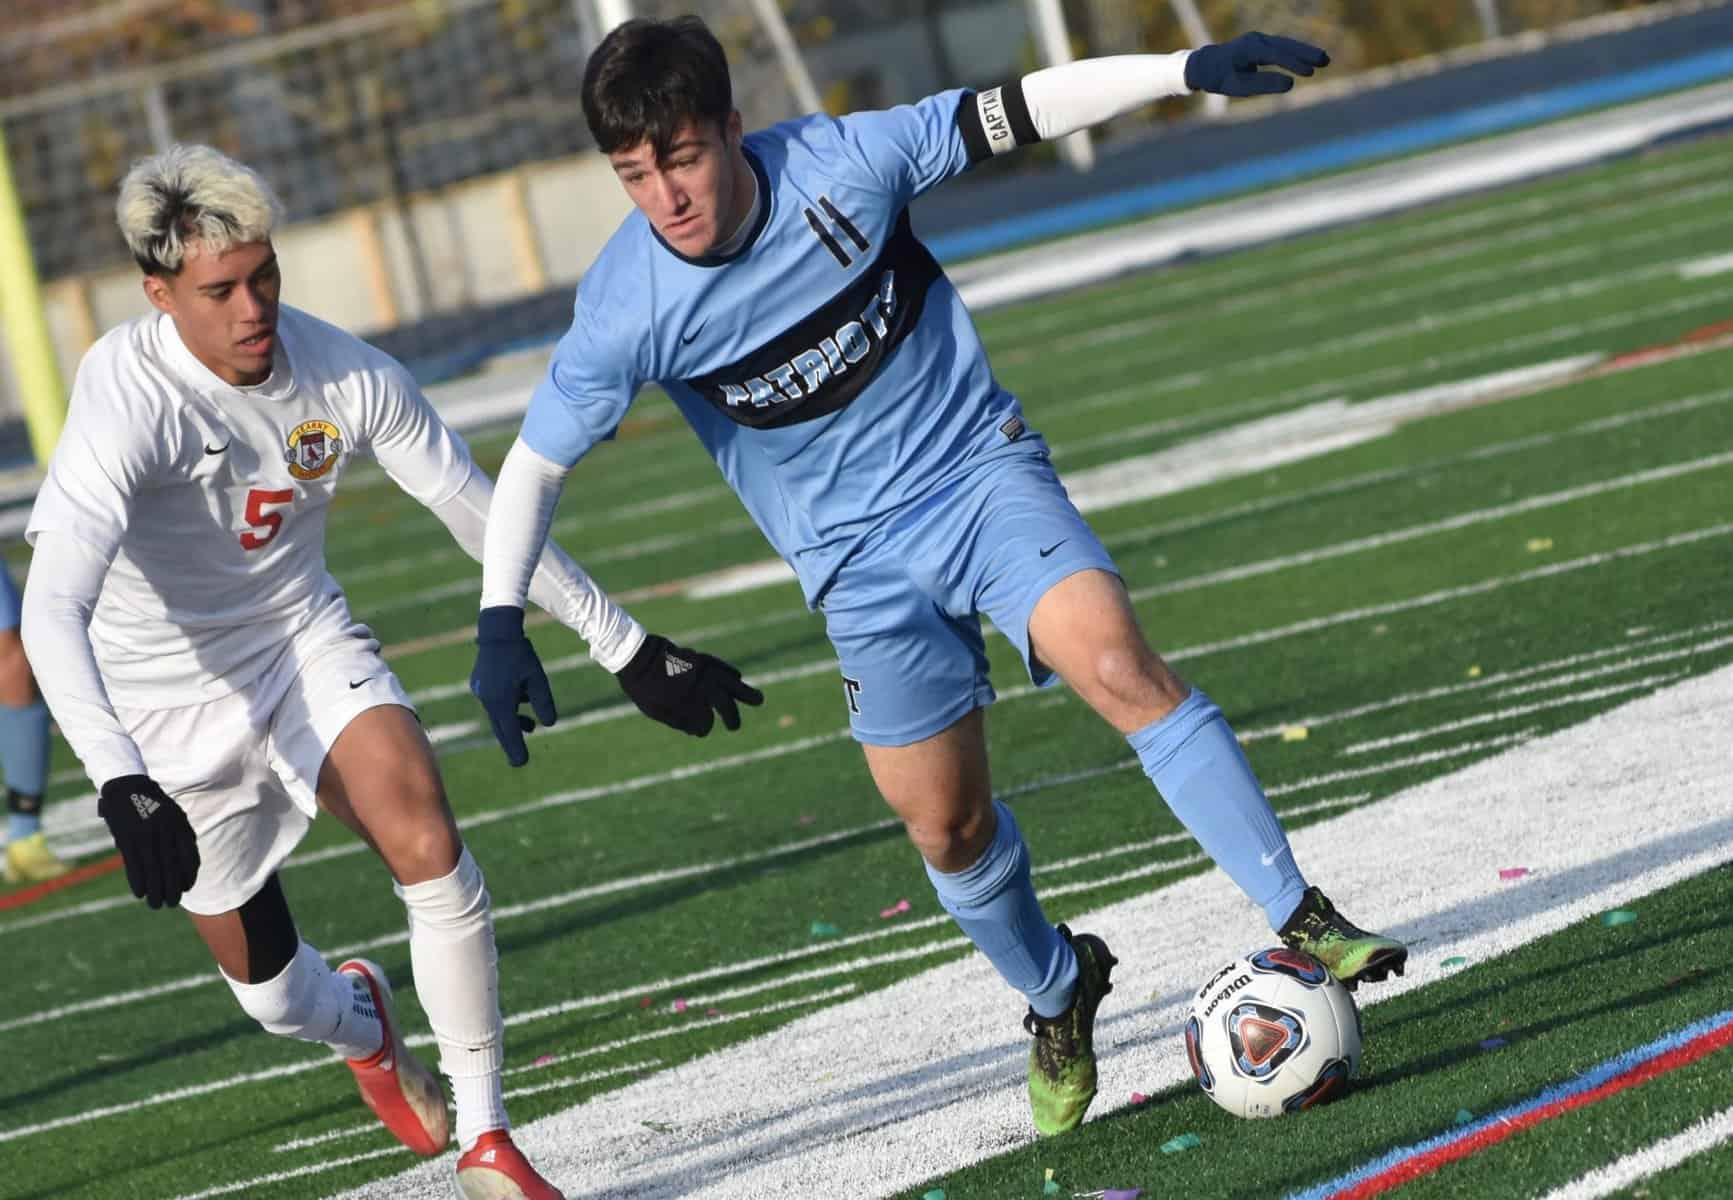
[523,91,1044,606]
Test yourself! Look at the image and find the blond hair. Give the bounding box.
[116,143,282,275]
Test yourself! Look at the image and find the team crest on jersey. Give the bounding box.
[284,419,343,480]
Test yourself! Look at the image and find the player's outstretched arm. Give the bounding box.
[957,33,1327,162]
[457,439,763,764]
[21,534,199,908]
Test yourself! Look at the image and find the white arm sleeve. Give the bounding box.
[479,437,567,610]
[21,533,147,785]
[433,450,645,672]
[959,53,1194,159]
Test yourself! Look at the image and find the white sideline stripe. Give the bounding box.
[1678,251,1733,280]
[956,80,1733,312]
[980,135,1733,339]
[1489,635,1733,698]
[498,985,860,1078]
[1341,673,1682,755]
[165,1146,409,1200]
[502,1058,662,1102]
[1533,1103,1733,1200]
[333,665,1733,1200]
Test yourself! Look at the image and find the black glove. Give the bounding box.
[616,634,765,737]
[98,774,199,909]
[1185,32,1329,97]
[470,605,557,767]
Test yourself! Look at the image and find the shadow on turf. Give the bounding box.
[8,1092,376,1200]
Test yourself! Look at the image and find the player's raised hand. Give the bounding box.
[98,775,200,909]
[615,634,765,737]
[470,605,558,767]
[1185,32,1329,97]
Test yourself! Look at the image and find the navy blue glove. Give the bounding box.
[99,774,199,909]
[616,634,765,737]
[1185,33,1329,97]
[470,605,557,767]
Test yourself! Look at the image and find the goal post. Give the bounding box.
[0,125,66,464]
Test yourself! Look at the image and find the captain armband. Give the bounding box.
[957,82,1041,163]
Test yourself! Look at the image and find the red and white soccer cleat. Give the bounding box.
[337,958,450,1157]
[453,1130,565,1199]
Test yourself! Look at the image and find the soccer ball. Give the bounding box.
[1183,947,1361,1118]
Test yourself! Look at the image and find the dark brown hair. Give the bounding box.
[581,16,733,157]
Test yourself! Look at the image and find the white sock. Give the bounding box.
[398,847,508,1151]
[224,940,383,1061]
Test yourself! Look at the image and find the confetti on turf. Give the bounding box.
[880,898,912,918]
[1602,909,1638,926]
[1130,1092,1148,1104]
[1441,956,1469,967]
[1526,537,1555,552]
[1044,1182,1062,1197]
[810,920,841,937]
[533,1055,555,1068]
[638,995,653,1009]
[1466,664,1483,678]
[1479,1037,1509,1051]
[923,1191,945,1200]
[778,714,796,728]
[1454,1108,1475,1125]
[1280,725,1309,742]
[706,1007,723,1017]
[1498,867,1530,880]
[1160,1133,1200,1154]
[673,998,688,1013]
[1046,1168,1055,1182]
[1103,1192,1143,1200]
[797,814,816,826]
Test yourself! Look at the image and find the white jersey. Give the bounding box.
[28,305,473,709]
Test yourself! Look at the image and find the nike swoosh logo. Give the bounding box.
[680,321,708,346]
[1039,540,1067,558]
[1260,846,1292,867]
[204,442,230,455]
[348,678,375,690]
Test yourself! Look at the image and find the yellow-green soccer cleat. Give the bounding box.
[1278,886,1407,990]
[4,832,70,884]
[1025,925,1117,1136]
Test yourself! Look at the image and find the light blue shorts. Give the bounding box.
[818,453,1117,746]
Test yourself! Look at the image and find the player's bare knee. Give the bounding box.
[1091,643,1178,711]
[0,632,37,707]
[903,807,994,872]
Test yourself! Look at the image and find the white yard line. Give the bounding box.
[1678,251,1733,280]
[502,1058,663,1102]
[1265,732,1535,797]
[984,141,1733,341]
[165,1146,409,1200]
[1341,673,1682,755]
[1532,1103,1733,1200]
[330,661,1733,1199]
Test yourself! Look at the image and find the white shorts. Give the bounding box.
[114,597,414,916]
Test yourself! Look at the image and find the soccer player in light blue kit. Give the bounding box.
[472,16,1407,1134]
[0,565,62,884]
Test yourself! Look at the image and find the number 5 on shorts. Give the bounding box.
[240,487,294,550]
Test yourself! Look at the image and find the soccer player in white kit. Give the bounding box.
[20,144,761,1200]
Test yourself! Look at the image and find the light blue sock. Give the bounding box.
[0,701,49,843]
[925,800,1078,1018]
[1129,689,1307,931]
[0,701,49,796]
